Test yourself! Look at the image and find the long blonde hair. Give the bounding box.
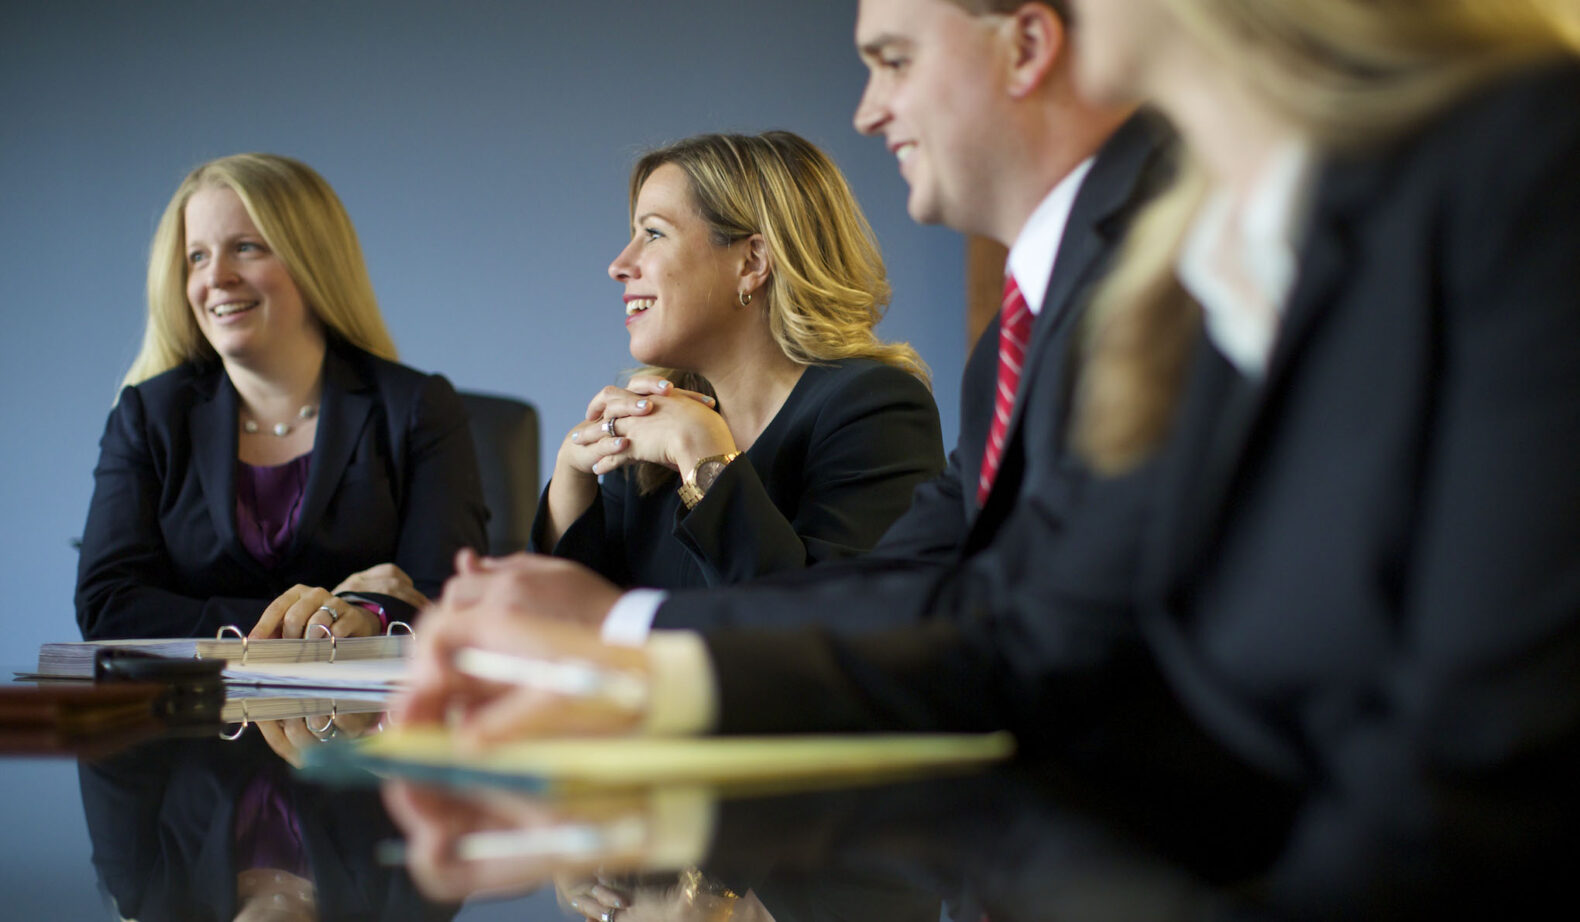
[125,153,397,388]
[1074,0,1575,473]
[627,131,928,491]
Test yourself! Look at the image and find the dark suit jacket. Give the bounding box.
[650,111,1174,630]
[75,343,488,639]
[702,61,1580,918]
[531,358,944,588]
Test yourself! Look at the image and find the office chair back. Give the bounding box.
[458,390,539,556]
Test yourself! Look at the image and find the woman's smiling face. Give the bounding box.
[607,163,750,370]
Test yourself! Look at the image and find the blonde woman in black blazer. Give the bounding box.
[76,154,486,641]
[531,132,942,590]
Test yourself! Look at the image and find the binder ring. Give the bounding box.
[220,701,249,740]
[307,704,339,739]
[307,622,338,662]
[216,624,248,665]
[387,620,414,637]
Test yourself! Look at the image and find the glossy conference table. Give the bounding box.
[0,674,1221,922]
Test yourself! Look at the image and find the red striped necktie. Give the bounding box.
[977,273,1032,506]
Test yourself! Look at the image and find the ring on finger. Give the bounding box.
[603,417,618,438]
[316,603,341,623]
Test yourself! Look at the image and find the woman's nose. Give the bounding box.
[608,240,640,282]
[200,254,239,288]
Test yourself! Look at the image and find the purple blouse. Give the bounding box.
[233,454,315,881]
[233,766,311,879]
[235,454,312,569]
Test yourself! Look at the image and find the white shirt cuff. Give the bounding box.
[643,630,719,736]
[602,588,668,647]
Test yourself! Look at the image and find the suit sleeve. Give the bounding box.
[863,318,999,564]
[75,388,274,639]
[529,469,635,586]
[390,373,489,605]
[672,364,944,585]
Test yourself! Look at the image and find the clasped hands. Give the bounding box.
[558,375,735,481]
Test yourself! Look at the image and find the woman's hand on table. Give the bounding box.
[333,562,428,611]
[252,583,381,639]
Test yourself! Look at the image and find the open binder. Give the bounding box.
[33,625,412,692]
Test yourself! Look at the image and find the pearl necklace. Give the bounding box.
[242,404,318,437]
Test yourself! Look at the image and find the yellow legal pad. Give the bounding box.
[310,728,1016,791]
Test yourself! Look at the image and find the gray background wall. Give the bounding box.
[0,0,969,667]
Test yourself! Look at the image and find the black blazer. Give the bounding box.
[531,358,944,589]
[702,61,1580,916]
[650,112,1174,631]
[75,343,488,639]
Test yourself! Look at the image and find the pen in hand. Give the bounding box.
[453,646,650,714]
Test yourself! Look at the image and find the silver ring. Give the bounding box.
[603,416,618,438]
[316,603,341,623]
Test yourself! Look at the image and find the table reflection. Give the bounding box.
[375,765,1225,922]
[77,716,458,922]
[70,706,1235,922]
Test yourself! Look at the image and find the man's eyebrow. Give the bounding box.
[858,33,911,58]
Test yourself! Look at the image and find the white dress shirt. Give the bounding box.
[1177,142,1314,376]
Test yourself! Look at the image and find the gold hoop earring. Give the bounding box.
[738,291,753,307]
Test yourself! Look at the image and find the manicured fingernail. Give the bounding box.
[704,395,716,405]
[658,380,672,390]
[636,399,649,410]
[571,431,581,443]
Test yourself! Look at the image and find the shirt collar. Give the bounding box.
[1007,157,1097,317]
[1178,141,1315,377]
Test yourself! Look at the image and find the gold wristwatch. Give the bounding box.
[677,451,741,509]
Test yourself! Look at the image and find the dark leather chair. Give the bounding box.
[458,391,539,556]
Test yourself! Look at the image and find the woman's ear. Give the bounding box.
[739,234,772,297]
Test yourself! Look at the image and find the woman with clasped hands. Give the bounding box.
[76,153,487,642]
[533,131,943,590]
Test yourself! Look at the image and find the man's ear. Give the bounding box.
[1005,3,1065,99]
[738,234,772,295]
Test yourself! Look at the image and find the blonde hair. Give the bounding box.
[630,131,927,386]
[1074,0,1575,473]
[627,131,928,491]
[125,153,397,388]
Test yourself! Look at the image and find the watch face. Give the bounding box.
[695,460,728,493]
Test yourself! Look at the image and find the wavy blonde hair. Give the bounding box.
[1074,0,1575,474]
[124,153,397,388]
[628,131,929,491]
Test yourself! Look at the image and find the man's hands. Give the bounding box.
[392,550,647,746]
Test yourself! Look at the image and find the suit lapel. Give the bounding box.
[971,112,1175,536]
[1154,156,1372,595]
[958,314,999,519]
[189,369,272,580]
[290,347,373,560]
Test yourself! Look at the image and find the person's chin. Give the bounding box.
[906,191,945,228]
